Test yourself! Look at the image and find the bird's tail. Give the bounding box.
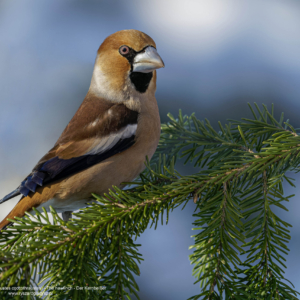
[0,171,46,206]
[0,187,23,229]
[0,196,26,230]
[0,182,59,231]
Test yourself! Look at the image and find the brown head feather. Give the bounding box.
[89,29,158,103]
[98,29,156,54]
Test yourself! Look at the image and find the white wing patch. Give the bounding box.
[86,124,137,155]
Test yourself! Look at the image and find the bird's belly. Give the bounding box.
[35,197,91,213]
[53,144,148,205]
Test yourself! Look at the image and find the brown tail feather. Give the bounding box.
[0,183,60,231]
[0,195,37,230]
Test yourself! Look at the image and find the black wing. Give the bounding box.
[0,136,135,203]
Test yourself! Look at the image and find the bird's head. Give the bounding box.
[89,29,164,105]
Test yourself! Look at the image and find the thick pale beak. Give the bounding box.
[132,46,165,73]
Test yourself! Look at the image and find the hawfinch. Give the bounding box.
[0,29,164,230]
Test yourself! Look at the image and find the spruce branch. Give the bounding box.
[0,103,299,299]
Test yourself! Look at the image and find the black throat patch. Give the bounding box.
[129,72,153,93]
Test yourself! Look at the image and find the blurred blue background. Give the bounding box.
[1,0,300,298]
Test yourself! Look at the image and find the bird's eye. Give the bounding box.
[119,46,130,55]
